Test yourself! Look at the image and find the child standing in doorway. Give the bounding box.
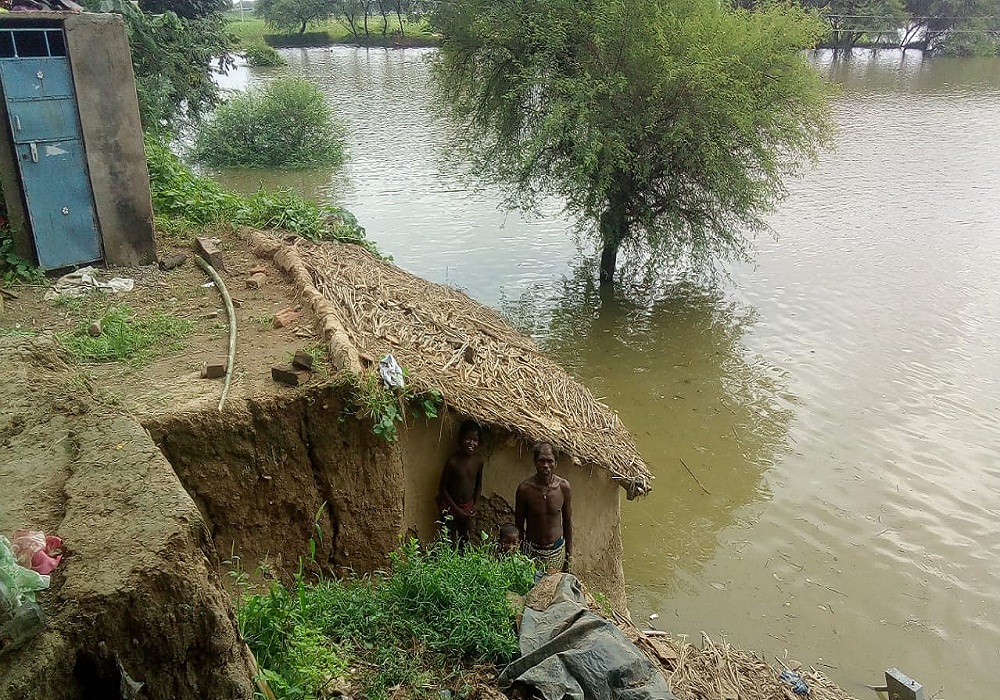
[436,420,484,546]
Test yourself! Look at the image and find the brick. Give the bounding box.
[194,237,226,272]
[246,272,267,290]
[201,361,227,379]
[248,265,268,275]
[272,307,300,329]
[271,366,309,386]
[292,350,314,370]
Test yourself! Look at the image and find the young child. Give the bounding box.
[436,420,484,545]
[498,523,520,556]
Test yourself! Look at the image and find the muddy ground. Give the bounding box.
[0,228,342,699]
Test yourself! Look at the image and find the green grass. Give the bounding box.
[57,305,193,366]
[236,536,534,700]
[225,14,436,48]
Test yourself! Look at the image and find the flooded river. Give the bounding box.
[215,48,1000,698]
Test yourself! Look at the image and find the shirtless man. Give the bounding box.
[515,441,573,573]
[436,420,484,545]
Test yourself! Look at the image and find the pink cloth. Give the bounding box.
[11,531,63,575]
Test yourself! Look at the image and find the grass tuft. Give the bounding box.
[58,305,193,365]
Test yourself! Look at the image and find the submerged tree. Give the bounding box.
[432,0,833,285]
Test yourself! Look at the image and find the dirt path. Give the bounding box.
[1,227,328,420]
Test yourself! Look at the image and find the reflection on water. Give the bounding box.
[213,47,1000,698]
[537,262,793,590]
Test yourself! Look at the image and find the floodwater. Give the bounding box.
[215,48,1000,698]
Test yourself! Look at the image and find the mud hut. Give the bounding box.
[233,228,654,604]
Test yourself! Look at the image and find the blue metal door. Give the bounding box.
[0,28,102,270]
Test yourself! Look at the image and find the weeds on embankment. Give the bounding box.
[144,135,375,254]
[233,536,534,700]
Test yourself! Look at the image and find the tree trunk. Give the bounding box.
[599,241,618,285]
[396,8,404,35]
[299,19,307,34]
[598,197,626,286]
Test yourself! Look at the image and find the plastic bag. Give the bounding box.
[0,537,49,606]
[11,530,63,575]
[379,353,405,390]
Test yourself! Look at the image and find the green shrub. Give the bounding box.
[243,41,286,66]
[192,78,345,169]
[0,225,44,287]
[340,369,443,443]
[145,135,373,251]
[934,23,1000,57]
[237,537,534,700]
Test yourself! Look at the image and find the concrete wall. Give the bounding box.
[65,13,156,266]
[400,415,627,609]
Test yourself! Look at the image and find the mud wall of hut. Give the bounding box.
[146,386,627,608]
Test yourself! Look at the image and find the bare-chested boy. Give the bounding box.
[436,420,484,545]
[515,441,573,573]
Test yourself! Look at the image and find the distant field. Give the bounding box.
[225,13,436,48]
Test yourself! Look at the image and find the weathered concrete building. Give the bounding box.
[0,12,155,270]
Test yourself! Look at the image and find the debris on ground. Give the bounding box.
[43,266,134,301]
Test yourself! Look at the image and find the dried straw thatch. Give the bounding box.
[244,229,653,498]
[608,609,859,700]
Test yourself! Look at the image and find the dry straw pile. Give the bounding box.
[608,608,858,700]
[245,229,652,498]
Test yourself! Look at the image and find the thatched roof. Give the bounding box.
[244,228,652,498]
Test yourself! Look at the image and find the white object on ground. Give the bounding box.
[43,266,134,300]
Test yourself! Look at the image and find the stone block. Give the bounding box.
[271,366,309,386]
[201,362,227,379]
[194,237,226,272]
[246,272,267,290]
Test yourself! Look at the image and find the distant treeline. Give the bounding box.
[248,0,997,56]
[736,0,1000,55]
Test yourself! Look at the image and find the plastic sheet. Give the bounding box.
[0,536,49,606]
[499,574,675,700]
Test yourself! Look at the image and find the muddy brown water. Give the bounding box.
[214,48,1000,697]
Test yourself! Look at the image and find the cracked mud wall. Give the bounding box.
[147,387,405,578]
[149,387,627,610]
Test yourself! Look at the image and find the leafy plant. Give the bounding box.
[256,0,336,34]
[342,369,444,443]
[243,41,287,66]
[57,305,193,365]
[145,135,373,250]
[0,226,44,286]
[192,78,345,169]
[236,535,534,700]
[86,0,236,127]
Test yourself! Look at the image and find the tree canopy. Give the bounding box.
[256,0,337,34]
[431,0,833,285]
[88,0,234,127]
